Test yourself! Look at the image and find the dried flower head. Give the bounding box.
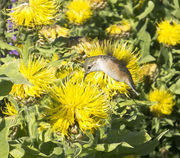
[39,24,69,42]
[106,20,131,37]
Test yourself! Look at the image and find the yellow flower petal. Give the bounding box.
[2,101,18,116]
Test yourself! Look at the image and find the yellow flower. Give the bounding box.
[10,55,56,99]
[2,101,17,116]
[106,20,131,37]
[157,20,180,46]
[79,39,142,98]
[46,75,109,136]
[8,0,60,28]
[149,89,175,116]
[66,0,92,25]
[39,24,69,42]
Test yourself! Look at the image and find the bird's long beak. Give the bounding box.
[83,73,88,81]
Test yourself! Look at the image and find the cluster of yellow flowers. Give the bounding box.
[8,1,180,47]
[4,39,142,135]
[4,40,176,135]
[8,0,107,27]
[5,0,177,137]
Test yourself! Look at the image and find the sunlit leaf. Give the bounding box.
[137,1,154,19]
[0,118,12,158]
[0,61,30,84]
[170,78,180,94]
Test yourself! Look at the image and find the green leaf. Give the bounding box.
[106,129,151,146]
[123,2,133,17]
[137,1,154,19]
[140,55,156,64]
[121,130,151,146]
[137,18,148,38]
[173,0,179,8]
[0,118,13,158]
[39,141,57,156]
[158,46,169,66]
[95,142,133,152]
[0,61,31,85]
[139,32,151,57]
[23,107,38,140]
[174,8,180,19]
[52,147,63,156]
[95,130,167,156]
[0,79,13,96]
[35,46,58,57]
[164,119,174,126]
[21,36,32,63]
[135,130,168,156]
[172,49,180,54]
[152,118,160,133]
[11,144,47,158]
[170,78,180,94]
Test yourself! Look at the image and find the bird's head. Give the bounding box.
[83,56,99,81]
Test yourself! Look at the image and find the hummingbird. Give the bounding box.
[83,55,139,96]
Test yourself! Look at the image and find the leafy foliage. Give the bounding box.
[0,0,179,158]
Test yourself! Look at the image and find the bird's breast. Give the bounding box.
[98,58,123,81]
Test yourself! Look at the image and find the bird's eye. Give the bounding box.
[87,65,92,70]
